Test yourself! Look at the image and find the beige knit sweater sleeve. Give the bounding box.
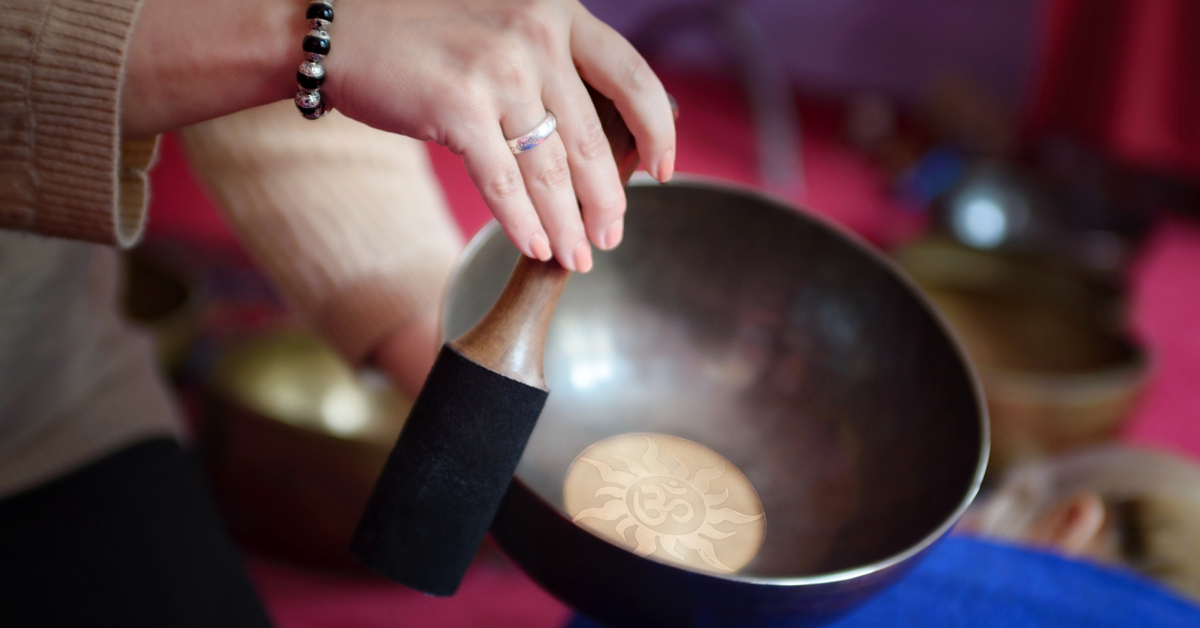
[0,0,156,247]
[181,102,464,364]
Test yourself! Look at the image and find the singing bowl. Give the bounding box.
[443,179,988,627]
[199,329,411,568]
[893,239,1149,475]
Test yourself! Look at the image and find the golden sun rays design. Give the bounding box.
[564,434,765,574]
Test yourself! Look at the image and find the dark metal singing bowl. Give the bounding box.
[443,179,988,627]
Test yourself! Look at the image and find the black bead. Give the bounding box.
[303,35,331,55]
[297,70,324,91]
[306,3,334,22]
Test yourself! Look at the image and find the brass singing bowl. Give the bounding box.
[200,330,411,568]
[894,239,1149,475]
[444,179,988,627]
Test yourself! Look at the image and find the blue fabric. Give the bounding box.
[566,536,1200,627]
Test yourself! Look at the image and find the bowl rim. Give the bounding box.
[442,173,990,587]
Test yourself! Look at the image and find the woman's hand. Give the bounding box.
[324,0,676,271]
[374,308,443,399]
[124,0,674,270]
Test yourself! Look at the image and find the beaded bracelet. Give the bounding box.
[295,1,334,120]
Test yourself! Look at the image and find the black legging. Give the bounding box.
[0,438,273,627]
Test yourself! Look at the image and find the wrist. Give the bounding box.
[122,0,304,138]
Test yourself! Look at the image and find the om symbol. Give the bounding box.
[628,477,704,535]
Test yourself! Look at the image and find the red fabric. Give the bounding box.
[246,557,569,628]
[145,72,1200,627]
[1027,0,1200,179]
[1123,217,1200,456]
[146,134,240,247]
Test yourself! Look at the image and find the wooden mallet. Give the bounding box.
[350,85,642,596]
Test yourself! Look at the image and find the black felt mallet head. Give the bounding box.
[349,85,641,596]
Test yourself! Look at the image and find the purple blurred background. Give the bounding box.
[585,0,1040,107]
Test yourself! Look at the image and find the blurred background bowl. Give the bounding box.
[197,330,411,569]
[443,179,988,627]
[121,248,200,377]
[893,238,1150,476]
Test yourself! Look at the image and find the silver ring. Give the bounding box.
[507,112,557,154]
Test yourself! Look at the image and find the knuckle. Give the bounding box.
[574,121,610,162]
[620,53,654,91]
[499,0,558,50]
[489,168,525,199]
[481,35,538,97]
[535,149,571,189]
[594,188,626,217]
[440,78,487,120]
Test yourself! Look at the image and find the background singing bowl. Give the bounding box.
[443,180,988,627]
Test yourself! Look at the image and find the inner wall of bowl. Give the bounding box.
[444,183,983,578]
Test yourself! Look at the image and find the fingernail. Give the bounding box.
[658,148,675,183]
[572,241,593,273]
[530,232,552,261]
[600,218,624,250]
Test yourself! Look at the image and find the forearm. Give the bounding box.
[121,0,299,139]
[181,101,463,369]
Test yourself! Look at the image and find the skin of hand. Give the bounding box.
[123,0,677,274]
[373,308,443,399]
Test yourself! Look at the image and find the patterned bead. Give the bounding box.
[297,60,325,90]
[297,99,331,120]
[306,3,334,23]
[295,90,321,110]
[308,18,331,31]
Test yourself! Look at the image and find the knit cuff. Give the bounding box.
[6,0,154,247]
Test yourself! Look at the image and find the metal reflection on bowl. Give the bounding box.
[199,329,411,568]
[210,330,407,444]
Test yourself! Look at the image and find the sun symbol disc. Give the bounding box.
[564,433,765,575]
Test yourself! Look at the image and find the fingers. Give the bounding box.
[461,132,553,264]
[503,107,593,272]
[542,68,627,251]
[570,9,676,183]
[455,3,670,269]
